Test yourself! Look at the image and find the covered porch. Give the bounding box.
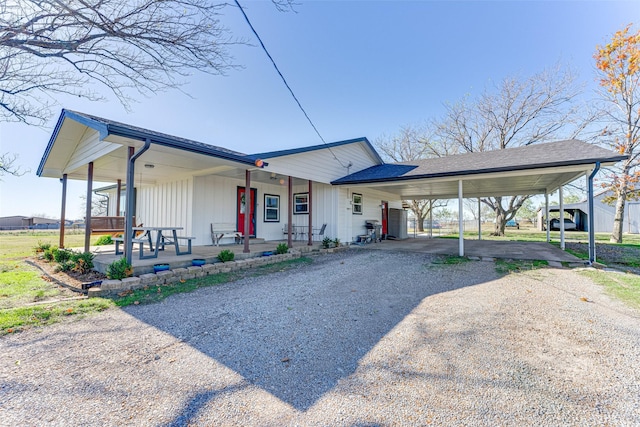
[91,239,322,276]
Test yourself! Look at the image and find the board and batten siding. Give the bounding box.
[263,143,379,184]
[336,187,402,243]
[136,177,194,237]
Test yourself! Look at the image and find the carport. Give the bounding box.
[332,140,626,264]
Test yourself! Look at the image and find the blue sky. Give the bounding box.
[0,0,637,219]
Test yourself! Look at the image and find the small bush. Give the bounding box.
[53,247,73,264]
[95,235,113,245]
[276,243,289,254]
[217,249,235,263]
[71,252,94,274]
[333,238,340,247]
[34,241,52,253]
[42,246,57,262]
[322,237,332,249]
[106,257,132,280]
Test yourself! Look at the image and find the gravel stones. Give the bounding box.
[1,250,639,426]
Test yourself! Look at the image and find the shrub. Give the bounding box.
[34,241,52,253]
[106,257,133,280]
[322,237,332,249]
[71,252,95,274]
[53,247,73,264]
[43,246,57,261]
[276,243,289,254]
[333,238,340,247]
[95,235,113,245]
[217,249,235,263]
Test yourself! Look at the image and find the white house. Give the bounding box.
[37,109,627,263]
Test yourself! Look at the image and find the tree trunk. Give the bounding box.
[493,210,506,236]
[610,190,626,243]
[416,212,425,232]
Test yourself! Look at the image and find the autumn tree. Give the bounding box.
[375,125,451,231]
[594,24,640,243]
[433,65,583,235]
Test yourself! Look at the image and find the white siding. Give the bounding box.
[66,129,120,173]
[262,143,379,184]
[137,177,194,237]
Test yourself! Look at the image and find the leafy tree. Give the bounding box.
[594,24,640,243]
[375,125,450,231]
[434,65,583,236]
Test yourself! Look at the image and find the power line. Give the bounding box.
[233,0,350,169]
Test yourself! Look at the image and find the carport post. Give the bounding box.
[458,180,464,256]
[429,199,433,238]
[478,198,482,240]
[588,163,600,264]
[559,186,565,250]
[545,192,550,242]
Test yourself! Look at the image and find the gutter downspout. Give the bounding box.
[125,139,151,265]
[588,162,600,265]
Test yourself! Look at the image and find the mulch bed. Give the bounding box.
[28,257,108,293]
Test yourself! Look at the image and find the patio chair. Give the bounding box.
[312,223,327,241]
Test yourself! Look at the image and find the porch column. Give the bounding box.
[308,180,313,246]
[287,176,293,248]
[59,174,67,248]
[243,169,251,253]
[478,197,482,240]
[545,192,550,242]
[458,180,464,257]
[84,162,94,253]
[559,186,565,250]
[116,179,122,216]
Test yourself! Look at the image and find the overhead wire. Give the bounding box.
[233,0,351,170]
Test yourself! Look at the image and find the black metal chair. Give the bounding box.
[312,224,327,241]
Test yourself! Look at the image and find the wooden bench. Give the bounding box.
[211,223,242,246]
[89,216,135,235]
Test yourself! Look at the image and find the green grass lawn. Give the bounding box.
[0,231,315,335]
[579,270,640,310]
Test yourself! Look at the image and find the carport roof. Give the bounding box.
[331,140,626,199]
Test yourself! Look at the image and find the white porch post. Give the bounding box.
[458,180,464,257]
[559,186,565,250]
[545,192,550,243]
[429,199,433,238]
[478,197,482,240]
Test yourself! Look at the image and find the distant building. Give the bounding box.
[537,191,639,234]
[0,216,60,230]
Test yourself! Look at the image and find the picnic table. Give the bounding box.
[115,226,195,259]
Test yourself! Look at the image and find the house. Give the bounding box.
[37,109,626,263]
[536,190,640,233]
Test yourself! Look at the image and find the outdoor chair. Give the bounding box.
[312,223,327,241]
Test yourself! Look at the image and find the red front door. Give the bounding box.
[237,187,257,237]
[381,201,388,236]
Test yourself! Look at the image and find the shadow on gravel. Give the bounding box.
[125,251,495,415]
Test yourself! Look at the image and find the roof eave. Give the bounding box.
[331,156,627,185]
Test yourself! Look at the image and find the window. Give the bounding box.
[352,193,363,215]
[264,194,280,222]
[294,193,309,214]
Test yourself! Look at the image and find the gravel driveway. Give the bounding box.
[1,250,639,426]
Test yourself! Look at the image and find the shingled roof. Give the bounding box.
[332,140,626,185]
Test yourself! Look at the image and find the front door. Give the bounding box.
[237,187,257,237]
[381,201,388,237]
